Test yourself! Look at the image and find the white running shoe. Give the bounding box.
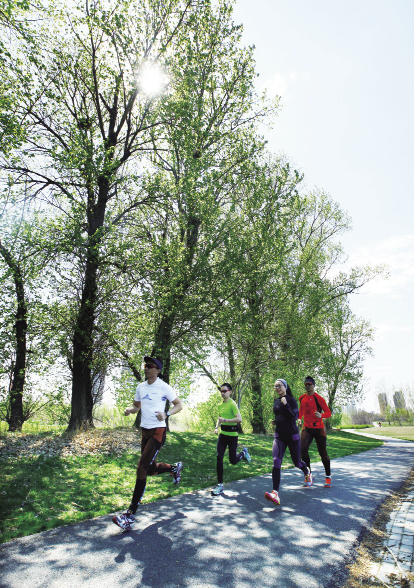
[211,483,224,496]
[265,490,280,505]
[112,510,135,531]
[172,462,184,485]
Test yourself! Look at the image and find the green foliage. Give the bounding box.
[92,404,131,429]
[191,389,222,432]
[326,407,343,430]
[0,0,382,431]
[0,382,71,428]
[112,370,138,412]
[36,385,71,427]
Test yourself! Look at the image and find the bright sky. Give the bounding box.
[233,0,414,411]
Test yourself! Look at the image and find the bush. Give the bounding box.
[351,410,381,425]
[326,407,343,430]
[192,390,221,433]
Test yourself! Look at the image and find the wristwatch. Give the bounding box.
[166,411,171,417]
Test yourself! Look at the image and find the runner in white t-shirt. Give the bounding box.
[112,356,183,531]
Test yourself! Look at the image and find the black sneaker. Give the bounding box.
[172,462,184,485]
[112,510,135,531]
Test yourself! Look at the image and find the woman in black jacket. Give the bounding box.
[265,379,311,505]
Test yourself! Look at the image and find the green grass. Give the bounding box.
[337,424,372,429]
[358,425,414,442]
[0,429,382,544]
[0,421,66,435]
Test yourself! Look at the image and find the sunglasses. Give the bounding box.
[145,364,157,369]
[220,389,231,393]
[304,382,313,387]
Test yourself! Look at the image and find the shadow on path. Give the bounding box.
[1,438,414,588]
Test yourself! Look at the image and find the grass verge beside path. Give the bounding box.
[0,429,382,544]
[356,426,414,442]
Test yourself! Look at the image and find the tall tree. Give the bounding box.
[97,0,277,385]
[0,237,27,430]
[0,202,50,431]
[196,186,381,432]
[312,299,374,411]
[1,0,197,429]
[196,157,303,432]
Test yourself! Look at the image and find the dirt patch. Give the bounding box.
[0,427,141,459]
[340,469,414,588]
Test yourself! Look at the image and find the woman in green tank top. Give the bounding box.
[211,383,251,496]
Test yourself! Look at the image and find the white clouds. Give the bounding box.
[368,321,414,343]
[347,234,414,296]
[345,233,414,400]
[231,0,414,406]
[258,71,304,101]
[350,234,414,266]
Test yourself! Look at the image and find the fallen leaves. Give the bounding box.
[341,470,414,588]
[0,427,141,459]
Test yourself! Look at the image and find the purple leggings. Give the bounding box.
[272,432,309,491]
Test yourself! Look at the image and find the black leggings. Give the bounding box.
[216,434,244,484]
[300,427,331,476]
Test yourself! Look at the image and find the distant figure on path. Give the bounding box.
[211,383,251,496]
[112,356,183,531]
[299,376,332,487]
[265,379,311,505]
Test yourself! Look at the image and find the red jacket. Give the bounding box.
[299,392,331,429]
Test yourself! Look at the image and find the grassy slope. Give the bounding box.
[0,429,382,543]
[358,425,414,442]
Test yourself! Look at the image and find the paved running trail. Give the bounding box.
[1,435,413,588]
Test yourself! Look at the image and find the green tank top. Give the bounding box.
[218,398,239,436]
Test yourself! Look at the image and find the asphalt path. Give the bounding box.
[1,434,414,588]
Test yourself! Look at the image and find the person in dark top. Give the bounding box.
[265,379,311,505]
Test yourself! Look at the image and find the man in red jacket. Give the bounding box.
[299,376,332,487]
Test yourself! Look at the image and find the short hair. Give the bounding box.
[304,376,315,385]
[220,383,232,391]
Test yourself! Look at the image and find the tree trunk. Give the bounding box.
[226,335,243,433]
[250,365,265,434]
[326,375,341,430]
[226,335,237,401]
[68,191,107,431]
[0,241,27,432]
[152,330,173,430]
[152,314,175,384]
[9,281,27,431]
[68,258,96,430]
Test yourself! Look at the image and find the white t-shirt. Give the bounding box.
[134,378,177,429]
